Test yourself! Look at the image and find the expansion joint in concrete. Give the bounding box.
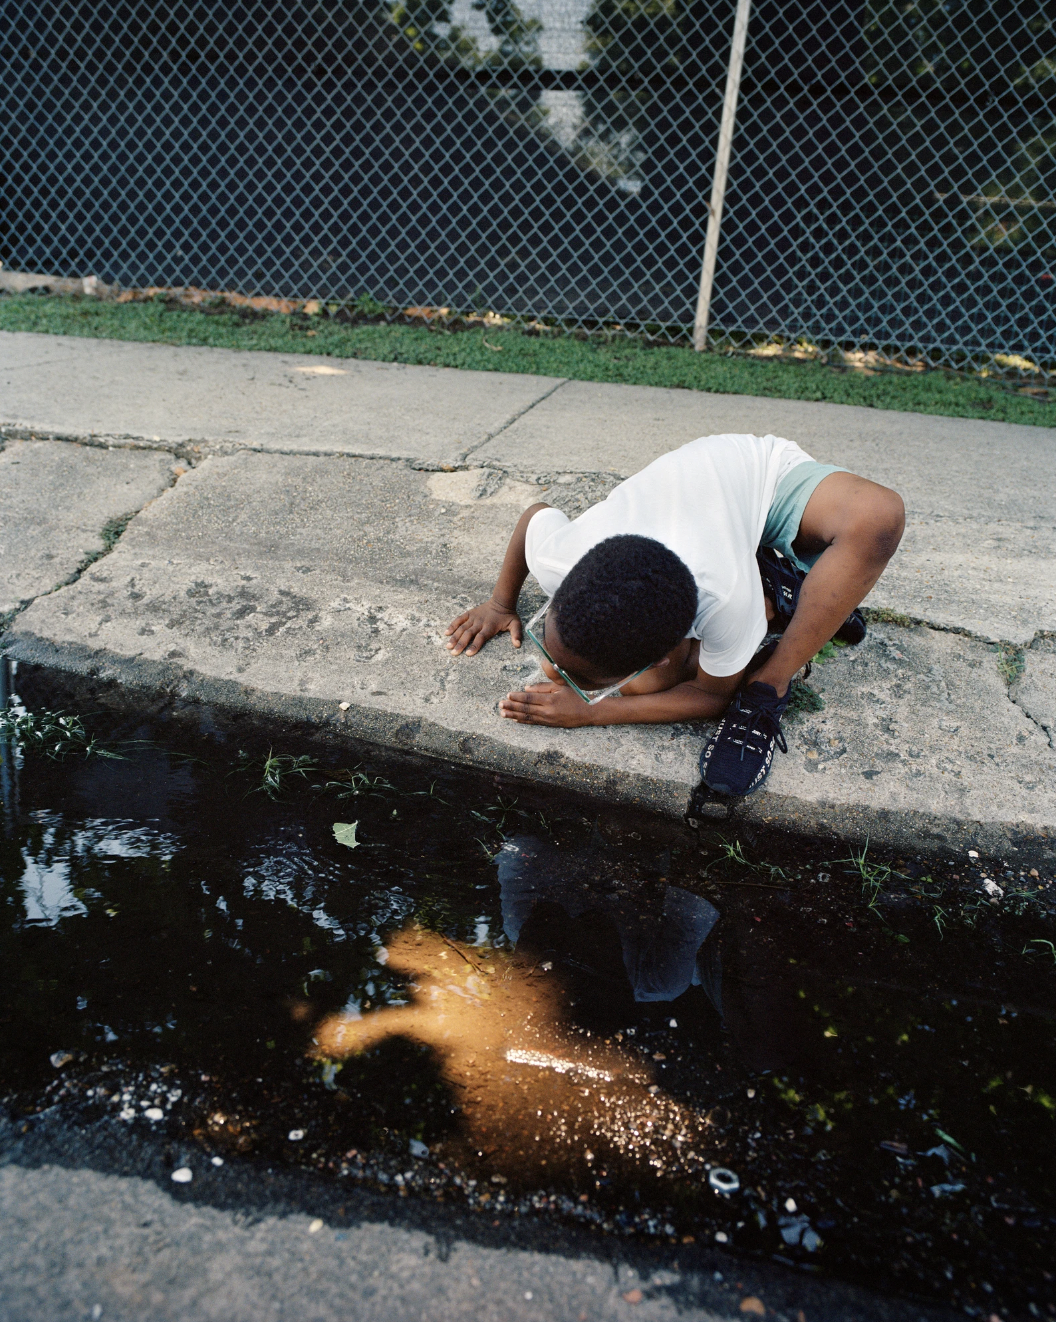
[456,377,570,463]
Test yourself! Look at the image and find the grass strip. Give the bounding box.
[2,292,1053,427]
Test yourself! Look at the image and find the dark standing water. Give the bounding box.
[2,664,1055,1319]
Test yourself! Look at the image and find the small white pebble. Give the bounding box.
[211,1156,224,1166]
[309,1219,323,1233]
[171,1168,193,1183]
[746,1088,756,1098]
[144,1107,164,1121]
[524,1292,533,1300]
[669,1019,677,1028]
[288,1129,306,1142]
[968,850,979,859]
[714,1230,729,1243]
[338,701,350,711]
[785,1197,798,1213]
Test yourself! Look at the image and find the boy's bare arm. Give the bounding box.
[445,503,550,657]
[499,667,742,728]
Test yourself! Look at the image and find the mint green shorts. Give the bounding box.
[760,461,848,574]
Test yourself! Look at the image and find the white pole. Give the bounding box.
[693,0,752,351]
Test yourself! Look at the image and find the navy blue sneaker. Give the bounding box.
[834,608,868,646]
[699,680,790,797]
[756,546,867,645]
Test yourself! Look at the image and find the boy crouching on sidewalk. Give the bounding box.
[445,433,904,797]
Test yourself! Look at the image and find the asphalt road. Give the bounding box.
[0,1113,958,1322]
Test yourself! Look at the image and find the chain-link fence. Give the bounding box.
[2,1,1054,369]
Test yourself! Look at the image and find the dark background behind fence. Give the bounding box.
[2,1,1054,366]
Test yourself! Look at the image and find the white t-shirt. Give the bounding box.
[524,433,813,677]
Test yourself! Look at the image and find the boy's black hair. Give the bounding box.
[550,535,697,675]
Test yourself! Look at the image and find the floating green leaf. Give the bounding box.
[333,821,360,849]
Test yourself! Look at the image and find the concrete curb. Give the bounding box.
[8,629,1054,867]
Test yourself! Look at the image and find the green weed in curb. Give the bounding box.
[237,748,318,798]
[864,606,917,629]
[699,836,789,882]
[995,642,1026,684]
[71,510,139,578]
[786,680,825,716]
[1023,938,1056,964]
[837,841,909,918]
[0,704,123,759]
[321,767,397,798]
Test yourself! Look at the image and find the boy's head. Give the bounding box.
[547,535,697,684]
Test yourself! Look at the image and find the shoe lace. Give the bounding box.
[730,693,788,762]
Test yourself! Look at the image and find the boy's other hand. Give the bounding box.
[499,682,593,728]
[445,600,522,656]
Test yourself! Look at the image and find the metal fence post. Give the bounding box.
[692,0,752,352]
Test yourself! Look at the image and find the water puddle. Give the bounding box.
[2,664,1055,1317]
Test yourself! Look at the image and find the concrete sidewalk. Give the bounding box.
[3,331,1055,859]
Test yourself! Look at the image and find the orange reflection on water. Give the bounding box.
[311,927,721,1191]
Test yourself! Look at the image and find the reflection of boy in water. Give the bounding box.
[498,836,718,1003]
[498,834,805,1073]
[447,434,903,796]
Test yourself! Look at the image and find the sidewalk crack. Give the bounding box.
[0,466,182,641]
[456,378,570,464]
[1009,688,1054,749]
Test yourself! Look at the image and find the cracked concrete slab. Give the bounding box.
[8,451,1054,860]
[0,439,177,614]
[0,332,565,464]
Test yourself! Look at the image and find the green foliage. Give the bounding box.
[354,292,390,317]
[699,836,788,881]
[811,640,845,665]
[0,705,122,760]
[1023,937,1056,964]
[995,642,1026,684]
[74,510,138,575]
[579,0,682,181]
[864,606,917,628]
[238,748,318,798]
[862,0,1054,95]
[786,680,825,716]
[4,294,1052,427]
[474,0,542,68]
[322,767,397,797]
[838,841,908,916]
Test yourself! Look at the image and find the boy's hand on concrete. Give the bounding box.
[445,600,523,656]
[500,682,594,728]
